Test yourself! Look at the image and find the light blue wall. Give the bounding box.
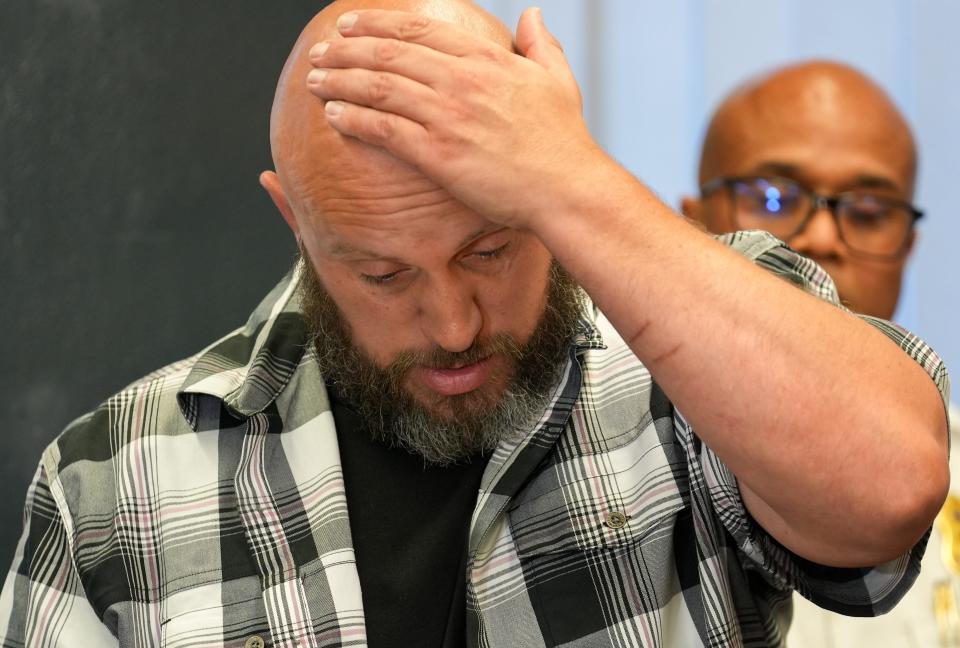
[480,0,960,402]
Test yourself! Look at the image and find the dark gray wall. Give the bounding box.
[1,2,330,566]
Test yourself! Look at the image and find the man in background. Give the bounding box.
[682,60,960,647]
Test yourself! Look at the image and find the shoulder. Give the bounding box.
[45,265,310,480]
[30,350,209,552]
[42,351,205,485]
[716,230,842,303]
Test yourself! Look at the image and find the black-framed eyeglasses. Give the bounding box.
[700,175,923,260]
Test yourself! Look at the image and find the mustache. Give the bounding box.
[386,334,524,379]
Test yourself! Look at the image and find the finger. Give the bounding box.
[307,67,441,126]
[335,9,487,58]
[310,35,453,87]
[323,100,429,166]
[515,8,577,87]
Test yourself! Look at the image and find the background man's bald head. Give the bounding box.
[698,60,917,192]
[269,0,513,215]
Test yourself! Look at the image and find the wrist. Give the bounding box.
[521,146,626,233]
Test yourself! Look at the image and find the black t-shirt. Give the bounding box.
[329,383,490,648]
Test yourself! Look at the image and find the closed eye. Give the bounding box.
[360,270,405,285]
[471,243,510,260]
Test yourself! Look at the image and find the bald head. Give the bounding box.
[698,60,916,192]
[269,0,512,215]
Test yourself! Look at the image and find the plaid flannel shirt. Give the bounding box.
[0,231,950,647]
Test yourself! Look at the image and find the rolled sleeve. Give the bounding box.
[700,438,928,615]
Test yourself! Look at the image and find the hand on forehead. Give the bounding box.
[269,0,514,205]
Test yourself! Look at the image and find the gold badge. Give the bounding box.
[935,581,960,647]
[937,494,960,576]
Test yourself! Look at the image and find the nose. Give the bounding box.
[418,272,483,353]
[787,204,843,260]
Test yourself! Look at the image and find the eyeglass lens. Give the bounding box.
[730,177,913,257]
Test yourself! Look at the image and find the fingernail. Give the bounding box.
[325,101,345,117]
[337,12,358,32]
[309,41,330,61]
[307,69,328,87]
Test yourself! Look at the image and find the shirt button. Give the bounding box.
[604,510,630,529]
[245,637,266,648]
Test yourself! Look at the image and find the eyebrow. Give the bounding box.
[749,161,801,179]
[848,174,901,192]
[327,240,400,262]
[749,161,902,193]
[327,224,507,262]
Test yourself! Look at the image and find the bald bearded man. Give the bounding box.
[0,3,951,647]
[682,61,960,647]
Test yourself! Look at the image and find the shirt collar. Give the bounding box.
[177,263,308,430]
[572,292,608,351]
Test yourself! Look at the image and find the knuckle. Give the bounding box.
[474,44,504,64]
[398,15,433,40]
[433,131,467,162]
[373,38,404,65]
[367,72,394,105]
[444,99,472,126]
[372,114,396,142]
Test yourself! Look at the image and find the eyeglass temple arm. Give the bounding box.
[699,177,728,197]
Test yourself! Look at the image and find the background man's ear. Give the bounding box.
[680,195,702,221]
[260,171,298,236]
[904,228,918,260]
[680,196,712,233]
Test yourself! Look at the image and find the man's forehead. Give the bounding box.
[747,160,903,192]
[729,79,896,145]
[325,221,506,261]
[726,107,911,185]
[304,174,505,257]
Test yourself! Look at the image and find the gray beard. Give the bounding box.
[299,256,583,465]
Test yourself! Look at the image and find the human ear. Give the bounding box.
[681,195,703,221]
[259,171,298,237]
[903,228,918,260]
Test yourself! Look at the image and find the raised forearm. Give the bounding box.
[531,158,949,565]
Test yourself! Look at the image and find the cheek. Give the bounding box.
[831,260,906,316]
[480,245,553,342]
[318,270,422,367]
[847,261,904,292]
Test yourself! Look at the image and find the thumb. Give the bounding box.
[516,8,572,78]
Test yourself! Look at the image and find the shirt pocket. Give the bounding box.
[498,439,691,648]
[160,579,272,648]
[507,433,689,556]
